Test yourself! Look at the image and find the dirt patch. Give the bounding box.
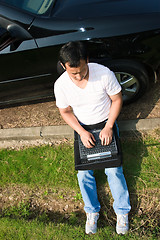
[0,79,159,130]
[0,185,84,222]
[0,184,159,233]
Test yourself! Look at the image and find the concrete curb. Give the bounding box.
[118,118,160,132]
[0,118,159,141]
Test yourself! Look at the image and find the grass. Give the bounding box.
[0,143,78,189]
[0,130,159,239]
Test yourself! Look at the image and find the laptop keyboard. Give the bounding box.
[78,130,118,161]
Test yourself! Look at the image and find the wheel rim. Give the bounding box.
[115,72,140,102]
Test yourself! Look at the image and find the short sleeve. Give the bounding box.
[104,70,122,96]
[54,82,69,109]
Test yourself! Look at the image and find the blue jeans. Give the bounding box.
[77,166,131,214]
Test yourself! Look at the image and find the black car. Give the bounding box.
[0,0,160,107]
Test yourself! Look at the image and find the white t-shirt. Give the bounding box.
[54,63,121,125]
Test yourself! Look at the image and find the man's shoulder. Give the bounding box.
[54,71,68,87]
[89,62,111,72]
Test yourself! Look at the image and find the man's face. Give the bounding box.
[64,59,89,81]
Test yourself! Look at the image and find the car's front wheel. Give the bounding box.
[105,60,150,104]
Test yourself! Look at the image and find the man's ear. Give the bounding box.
[57,61,66,75]
[60,62,66,70]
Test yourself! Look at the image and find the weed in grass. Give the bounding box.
[73,193,82,202]
[2,201,31,220]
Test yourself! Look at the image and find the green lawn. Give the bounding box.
[0,129,159,239]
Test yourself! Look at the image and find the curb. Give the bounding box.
[0,118,159,141]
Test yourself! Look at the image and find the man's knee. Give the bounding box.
[105,166,123,177]
[77,170,94,182]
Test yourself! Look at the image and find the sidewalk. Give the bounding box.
[0,118,159,141]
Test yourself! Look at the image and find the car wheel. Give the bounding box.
[105,60,149,104]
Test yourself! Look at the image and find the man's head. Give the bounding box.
[59,41,89,81]
[59,41,88,68]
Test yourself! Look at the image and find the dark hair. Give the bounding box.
[59,41,88,67]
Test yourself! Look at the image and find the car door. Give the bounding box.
[0,4,54,106]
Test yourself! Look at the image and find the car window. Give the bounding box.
[0,26,14,51]
[0,0,55,15]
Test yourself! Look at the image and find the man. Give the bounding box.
[54,41,131,235]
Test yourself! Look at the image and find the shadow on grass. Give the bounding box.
[94,131,149,227]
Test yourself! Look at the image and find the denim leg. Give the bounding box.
[105,166,131,215]
[77,170,101,213]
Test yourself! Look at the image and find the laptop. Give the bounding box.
[74,121,122,170]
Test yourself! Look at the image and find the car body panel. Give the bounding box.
[33,13,160,44]
[0,42,54,104]
[52,0,160,19]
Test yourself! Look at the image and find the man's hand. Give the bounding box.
[99,125,113,145]
[59,107,95,148]
[80,130,96,148]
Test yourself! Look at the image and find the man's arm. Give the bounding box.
[59,106,95,148]
[99,91,123,145]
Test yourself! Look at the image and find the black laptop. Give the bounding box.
[74,121,122,170]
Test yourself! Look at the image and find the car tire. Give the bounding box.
[104,59,150,104]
